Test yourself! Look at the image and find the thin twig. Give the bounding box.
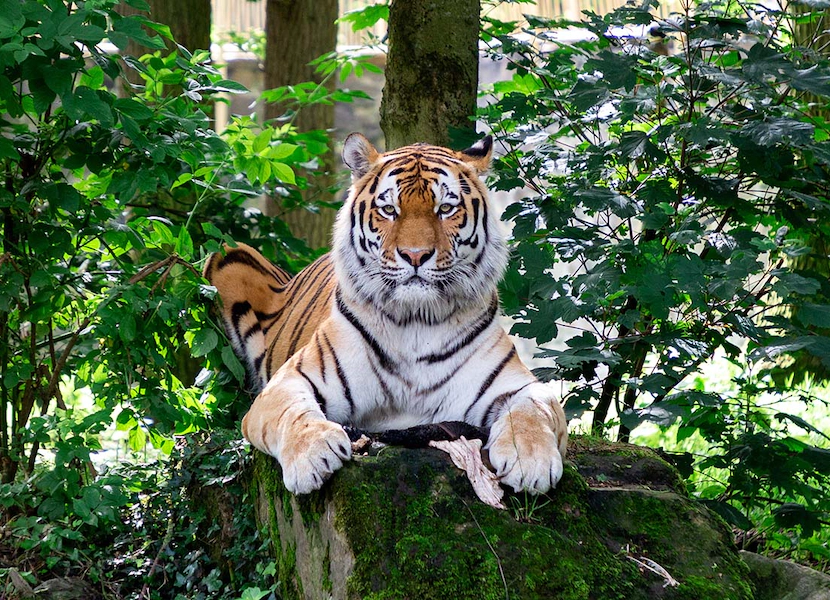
[626,552,680,587]
[463,499,510,600]
[140,513,177,600]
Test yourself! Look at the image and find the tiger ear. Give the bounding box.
[342,133,379,180]
[459,135,493,174]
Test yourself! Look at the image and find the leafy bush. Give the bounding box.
[0,0,331,593]
[481,0,830,562]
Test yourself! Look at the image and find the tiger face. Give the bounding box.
[333,133,509,323]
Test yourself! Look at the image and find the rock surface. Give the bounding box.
[740,550,830,600]
[250,436,765,600]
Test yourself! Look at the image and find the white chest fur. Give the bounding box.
[329,296,514,430]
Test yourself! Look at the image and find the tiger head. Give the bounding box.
[333,133,509,323]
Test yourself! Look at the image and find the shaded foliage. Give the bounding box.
[0,0,333,595]
[482,0,830,563]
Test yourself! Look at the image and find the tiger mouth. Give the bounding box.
[401,275,430,286]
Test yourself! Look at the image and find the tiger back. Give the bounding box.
[206,133,568,496]
[204,250,335,385]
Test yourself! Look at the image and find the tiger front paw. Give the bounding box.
[486,405,565,495]
[281,419,352,495]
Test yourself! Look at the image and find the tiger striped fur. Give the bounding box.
[205,133,568,495]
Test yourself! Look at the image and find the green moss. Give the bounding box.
[251,443,756,600]
[322,543,333,593]
[250,452,303,600]
[568,435,686,494]
[588,488,754,600]
[330,449,646,600]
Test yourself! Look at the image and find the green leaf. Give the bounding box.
[740,118,814,146]
[240,588,270,600]
[222,345,246,383]
[271,162,295,184]
[79,65,105,89]
[620,405,675,429]
[119,314,137,343]
[252,129,271,153]
[110,16,165,50]
[0,136,20,161]
[771,503,822,537]
[701,500,753,530]
[568,79,610,112]
[114,98,153,121]
[171,172,193,190]
[795,304,830,328]
[191,329,218,357]
[128,426,147,452]
[267,143,298,160]
[338,3,389,32]
[201,222,223,239]
[38,496,66,520]
[64,86,113,125]
[773,272,821,297]
[211,79,248,93]
[774,413,830,442]
[584,50,638,91]
[175,227,194,258]
[0,11,24,39]
[124,0,151,11]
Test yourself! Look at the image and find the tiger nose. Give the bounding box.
[397,247,435,267]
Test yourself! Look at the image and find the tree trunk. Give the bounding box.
[148,1,212,54]
[264,0,338,249]
[380,0,481,150]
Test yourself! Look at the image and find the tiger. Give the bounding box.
[204,133,568,496]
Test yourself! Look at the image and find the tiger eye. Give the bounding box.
[380,204,397,216]
[437,203,455,215]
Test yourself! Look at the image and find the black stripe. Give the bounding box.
[315,335,327,383]
[464,348,517,421]
[322,334,355,415]
[218,248,289,287]
[216,249,272,274]
[423,165,448,175]
[368,173,381,194]
[418,296,498,364]
[335,288,396,374]
[264,257,333,370]
[231,301,252,332]
[369,361,394,405]
[357,200,368,252]
[298,367,328,414]
[242,321,261,340]
[260,307,288,336]
[284,269,334,357]
[480,383,533,428]
[421,370,456,395]
[253,353,265,382]
[349,204,366,267]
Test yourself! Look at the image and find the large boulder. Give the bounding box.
[250,436,759,600]
[740,550,830,600]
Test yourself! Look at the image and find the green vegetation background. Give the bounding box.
[0,0,828,598]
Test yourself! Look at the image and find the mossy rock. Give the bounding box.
[250,437,756,600]
[740,551,830,600]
